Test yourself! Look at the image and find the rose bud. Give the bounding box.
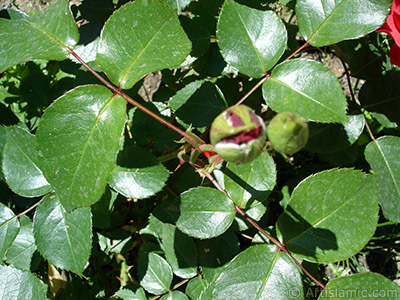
[266,112,309,155]
[210,105,267,164]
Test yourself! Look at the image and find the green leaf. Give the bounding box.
[224,151,276,209]
[161,223,198,279]
[0,202,20,260]
[186,276,208,300]
[277,168,379,263]
[217,0,287,78]
[262,59,348,123]
[160,291,190,300]
[36,85,126,211]
[160,0,192,11]
[306,114,365,153]
[115,283,147,300]
[0,265,47,300]
[296,0,392,47]
[318,272,400,299]
[197,231,240,283]
[176,187,236,239]
[365,136,400,223]
[211,244,303,299]
[96,0,192,89]
[169,80,227,127]
[0,126,5,181]
[33,194,92,275]
[3,126,51,197]
[138,252,173,295]
[109,146,170,200]
[5,215,36,270]
[359,71,400,125]
[0,0,79,72]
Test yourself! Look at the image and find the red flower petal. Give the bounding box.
[389,42,400,66]
[377,0,400,65]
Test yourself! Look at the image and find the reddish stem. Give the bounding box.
[66,48,203,151]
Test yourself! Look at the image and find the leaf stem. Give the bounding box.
[0,200,41,228]
[65,48,203,151]
[203,170,337,299]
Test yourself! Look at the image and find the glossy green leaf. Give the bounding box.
[224,151,276,209]
[262,59,348,123]
[169,80,227,127]
[161,223,197,279]
[176,187,236,239]
[138,252,173,295]
[3,126,51,197]
[160,291,190,300]
[96,0,191,89]
[109,146,170,199]
[217,0,287,78]
[115,284,147,300]
[33,194,92,275]
[0,265,47,300]
[197,231,240,283]
[318,272,400,299]
[359,71,400,125]
[160,0,192,11]
[365,136,400,223]
[212,244,303,299]
[36,85,126,211]
[0,0,79,72]
[277,168,379,263]
[296,0,392,47]
[306,114,365,153]
[186,276,208,300]
[5,215,36,270]
[0,203,20,260]
[0,129,4,181]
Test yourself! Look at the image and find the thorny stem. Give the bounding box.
[202,171,337,299]
[66,48,203,152]
[67,35,335,297]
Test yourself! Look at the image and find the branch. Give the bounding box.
[65,48,204,151]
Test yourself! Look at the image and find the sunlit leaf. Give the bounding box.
[139,252,173,295]
[5,215,36,270]
[318,272,400,299]
[296,0,392,47]
[217,0,287,77]
[277,168,379,263]
[96,0,191,89]
[33,194,92,275]
[36,85,126,211]
[365,136,400,222]
[212,244,303,299]
[176,187,236,239]
[0,203,20,260]
[0,0,79,72]
[3,126,51,197]
[0,265,47,300]
[262,59,348,123]
[109,146,170,199]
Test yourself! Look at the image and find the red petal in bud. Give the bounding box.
[220,126,263,145]
[226,111,245,127]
